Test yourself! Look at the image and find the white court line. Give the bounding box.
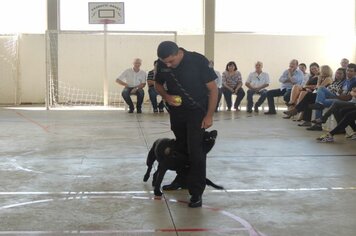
[0,187,355,196]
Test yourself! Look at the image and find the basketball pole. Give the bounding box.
[103,23,108,106]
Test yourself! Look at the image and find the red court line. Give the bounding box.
[158,227,247,232]
[15,111,50,133]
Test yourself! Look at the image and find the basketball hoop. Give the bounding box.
[99,19,116,24]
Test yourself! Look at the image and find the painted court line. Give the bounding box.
[14,111,50,133]
[0,186,355,196]
[0,194,266,236]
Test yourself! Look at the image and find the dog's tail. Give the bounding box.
[206,178,224,190]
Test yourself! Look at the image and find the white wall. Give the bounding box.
[1,32,355,104]
[213,34,356,87]
[19,34,46,104]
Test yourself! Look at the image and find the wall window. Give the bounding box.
[216,0,355,35]
[0,0,46,34]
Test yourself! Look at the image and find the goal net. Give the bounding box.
[46,30,176,109]
[0,34,19,105]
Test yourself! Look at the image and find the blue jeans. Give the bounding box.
[315,87,337,106]
[122,87,144,110]
[148,87,164,110]
[314,87,338,119]
[222,87,245,109]
[246,89,268,110]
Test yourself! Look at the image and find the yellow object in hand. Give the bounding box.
[173,95,182,105]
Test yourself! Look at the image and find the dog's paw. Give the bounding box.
[143,173,150,182]
[154,189,163,196]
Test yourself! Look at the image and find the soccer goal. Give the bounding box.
[45,30,176,110]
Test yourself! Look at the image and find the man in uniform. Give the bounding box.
[154,41,218,208]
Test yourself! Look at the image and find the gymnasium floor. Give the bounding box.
[0,105,355,236]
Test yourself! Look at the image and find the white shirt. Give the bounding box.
[301,73,310,86]
[117,68,147,87]
[246,71,270,88]
[214,70,222,88]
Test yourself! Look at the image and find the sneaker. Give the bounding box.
[247,109,252,113]
[153,109,158,113]
[128,109,134,113]
[316,133,329,141]
[345,132,356,139]
[137,108,142,114]
[311,118,323,124]
[316,133,334,143]
[159,108,164,113]
[351,134,356,140]
[306,124,322,131]
[254,106,259,113]
[188,195,202,208]
[298,121,311,127]
[264,110,277,115]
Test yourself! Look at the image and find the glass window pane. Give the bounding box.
[0,0,46,34]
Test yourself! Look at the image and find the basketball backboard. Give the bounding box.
[88,2,124,24]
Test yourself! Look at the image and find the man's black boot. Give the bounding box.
[188,195,202,208]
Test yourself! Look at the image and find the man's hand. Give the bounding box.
[130,87,138,94]
[165,94,182,106]
[201,115,213,129]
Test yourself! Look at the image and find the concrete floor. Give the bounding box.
[0,106,355,236]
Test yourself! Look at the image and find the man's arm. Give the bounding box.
[116,78,128,87]
[116,70,128,87]
[201,81,218,129]
[137,82,146,89]
[155,83,180,106]
[279,70,290,83]
[256,83,269,91]
[290,70,304,85]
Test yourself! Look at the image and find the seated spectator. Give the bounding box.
[284,67,347,127]
[245,61,270,113]
[299,63,310,86]
[284,63,321,120]
[316,107,356,142]
[287,62,320,108]
[116,58,146,113]
[221,61,245,111]
[340,58,349,69]
[209,60,223,112]
[264,59,304,114]
[308,63,356,130]
[313,86,356,125]
[147,60,164,113]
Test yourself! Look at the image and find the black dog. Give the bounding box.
[143,130,223,196]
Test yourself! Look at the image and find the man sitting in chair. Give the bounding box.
[116,58,146,113]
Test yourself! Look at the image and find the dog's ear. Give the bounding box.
[203,130,218,154]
